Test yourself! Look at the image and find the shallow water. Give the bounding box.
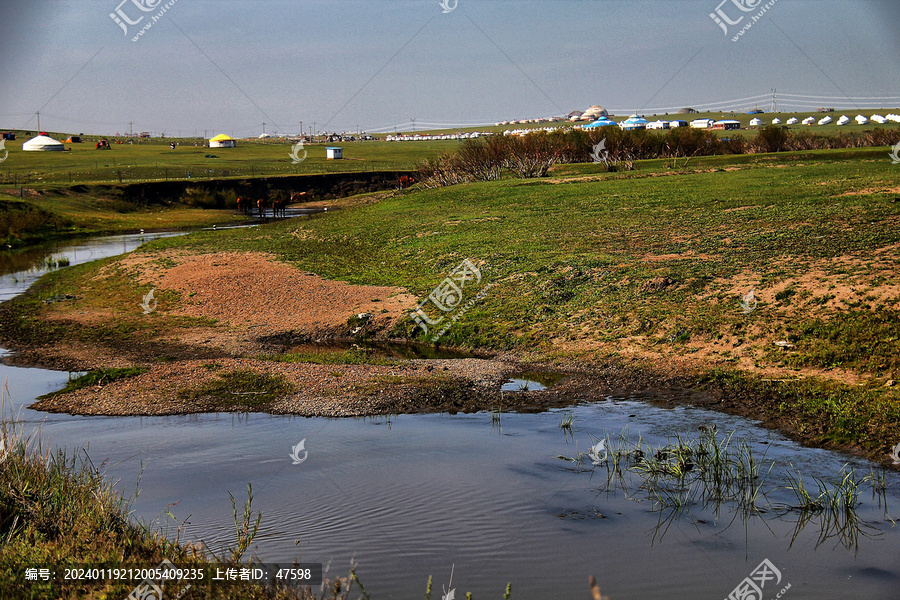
[2,234,899,600]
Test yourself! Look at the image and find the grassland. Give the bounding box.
[2,145,899,461]
[141,146,899,457]
[0,135,455,187]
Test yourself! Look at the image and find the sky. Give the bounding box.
[1,0,899,137]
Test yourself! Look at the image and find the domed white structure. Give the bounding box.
[786,117,799,125]
[802,116,815,125]
[771,118,781,124]
[22,134,65,151]
[621,114,649,130]
[836,115,850,125]
[871,114,887,124]
[583,105,609,119]
[855,115,868,124]
[818,116,833,125]
[749,118,763,126]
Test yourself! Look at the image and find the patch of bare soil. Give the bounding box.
[833,185,900,197]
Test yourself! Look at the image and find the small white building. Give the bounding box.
[786,117,799,125]
[647,120,670,130]
[836,115,850,126]
[326,146,343,159]
[802,116,815,125]
[712,120,741,130]
[818,116,833,125]
[749,118,763,127]
[690,118,715,129]
[209,134,236,148]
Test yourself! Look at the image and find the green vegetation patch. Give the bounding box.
[177,369,294,408]
[774,309,900,375]
[0,198,72,246]
[43,367,149,398]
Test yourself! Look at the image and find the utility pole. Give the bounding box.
[36,111,40,132]
[129,121,133,137]
[312,122,316,139]
[772,88,777,113]
[262,122,266,136]
[411,117,416,132]
[300,121,303,139]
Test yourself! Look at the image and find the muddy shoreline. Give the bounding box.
[1,247,896,469]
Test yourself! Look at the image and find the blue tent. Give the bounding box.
[584,118,618,128]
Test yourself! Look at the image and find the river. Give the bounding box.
[2,229,899,600]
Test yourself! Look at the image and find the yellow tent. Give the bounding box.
[209,134,236,148]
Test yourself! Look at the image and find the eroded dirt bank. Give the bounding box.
[2,249,898,466]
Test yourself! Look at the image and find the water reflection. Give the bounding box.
[557,426,895,552]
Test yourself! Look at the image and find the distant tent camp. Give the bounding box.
[209,134,236,148]
[22,135,65,151]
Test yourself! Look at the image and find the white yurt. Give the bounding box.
[583,105,609,119]
[887,114,900,123]
[786,117,799,125]
[749,117,763,126]
[871,114,887,124]
[771,118,781,124]
[855,115,868,125]
[209,134,236,148]
[22,134,65,151]
[802,116,815,125]
[818,116,833,125]
[836,115,850,125]
[621,114,649,130]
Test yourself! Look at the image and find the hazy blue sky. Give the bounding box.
[1,0,899,136]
